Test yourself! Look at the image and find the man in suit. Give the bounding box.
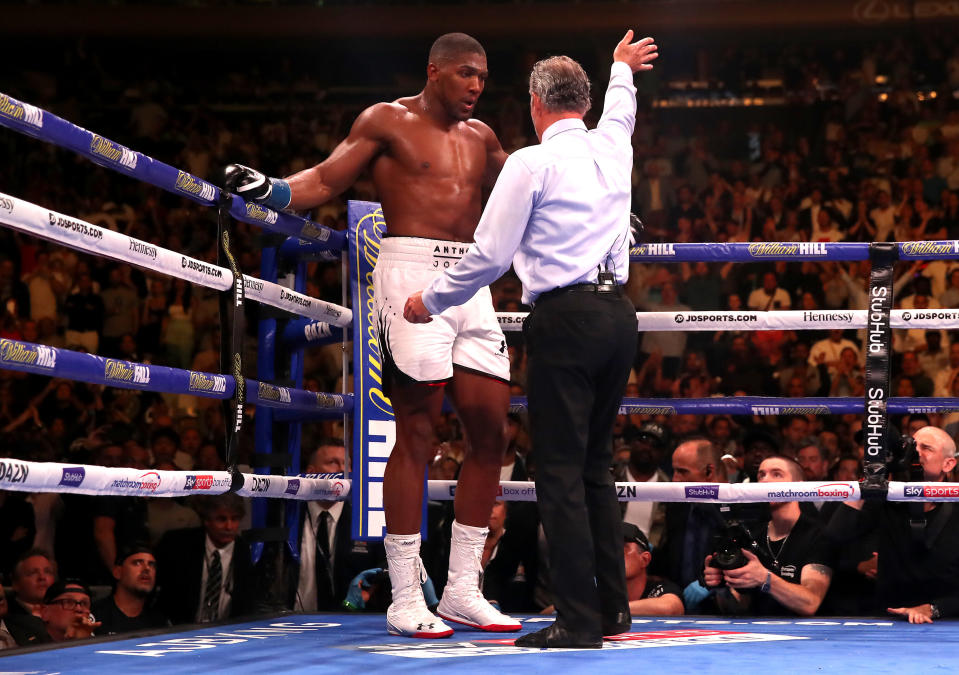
[156,493,255,624]
[290,439,384,611]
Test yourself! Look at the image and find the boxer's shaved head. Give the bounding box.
[429,33,486,65]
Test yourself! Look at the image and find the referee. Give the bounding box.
[405,30,658,647]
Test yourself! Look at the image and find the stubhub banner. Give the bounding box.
[348,201,397,540]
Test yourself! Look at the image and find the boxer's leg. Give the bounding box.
[381,377,455,639]
[435,300,520,632]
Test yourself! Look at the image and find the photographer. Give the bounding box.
[704,456,834,616]
[827,425,959,623]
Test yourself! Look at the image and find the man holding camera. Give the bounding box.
[703,456,834,616]
[828,425,959,623]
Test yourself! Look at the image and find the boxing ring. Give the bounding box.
[0,614,952,673]
[2,91,959,670]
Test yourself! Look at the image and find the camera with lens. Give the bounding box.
[708,520,771,571]
[887,427,921,481]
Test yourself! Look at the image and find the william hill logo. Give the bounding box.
[174,171,216,201]
[619,405,675,415]
[748,242,827,257]
[0,339,56,370]
[245,203,278,225]
[901,241,959,256]
[257,382,291,404]
[635,243,676,256]
[0,94,42,127]
[104,359,150,384]
[189,372,227,394]
[90,135,137,170]
[315,392,343,408]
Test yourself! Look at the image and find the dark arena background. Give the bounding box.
[3,0,959,672]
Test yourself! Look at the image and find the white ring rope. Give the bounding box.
[0,458,349,501]
[0,191,352,327]
[497,309,959,332]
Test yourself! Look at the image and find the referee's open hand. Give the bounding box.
[613,30,658,74]
[404,291,433,324]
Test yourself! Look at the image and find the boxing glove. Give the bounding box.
[629,212,645,247]
[223,163,292,210]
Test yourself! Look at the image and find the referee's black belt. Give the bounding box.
[536,282,624,304]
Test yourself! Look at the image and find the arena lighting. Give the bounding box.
[875,74,889,85]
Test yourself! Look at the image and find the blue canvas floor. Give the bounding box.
[1,613,955,673]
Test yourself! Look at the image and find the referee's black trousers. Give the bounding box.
[525,287,637,635]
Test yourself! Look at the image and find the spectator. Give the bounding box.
[622,522,684,616]
[829,346,864,397]
[614,422,669,547]
[808,329,860,379]
[290,440,383,612]
[829,426,959,623]
[933,341,959,397]
[100,265,140,358]
[638,281,689,380]
[704,456,834,616]
[652,439,731,591]
[156,493,255,624]
[481,500,538,612]
[91,543,169,636]
[0,492,35,582]
[740,426,780,482]
[779,415,811,458]
[0,259,29,320]
[8,549,56,619]
[63,272,104,354]
[895,350,934,398]
[747,271,792,311]
[0,582,15,649]
[39,580,99,642]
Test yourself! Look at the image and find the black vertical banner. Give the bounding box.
[862,242,897,496]
[217,190,246,481]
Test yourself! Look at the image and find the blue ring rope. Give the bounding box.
[0,91,344,253]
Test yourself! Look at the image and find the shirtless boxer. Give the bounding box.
[225,33,517,638]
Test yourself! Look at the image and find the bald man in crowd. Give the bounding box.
[651,439,731,591]
[828,425,959,623]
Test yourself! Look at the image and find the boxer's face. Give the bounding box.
[430,51,488,121]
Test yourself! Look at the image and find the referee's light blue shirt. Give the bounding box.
[423,61,637,313]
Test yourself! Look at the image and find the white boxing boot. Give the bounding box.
[384,533,454,638]
[437,520,522,632]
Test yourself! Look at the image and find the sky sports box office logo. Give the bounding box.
[905,485,959,498]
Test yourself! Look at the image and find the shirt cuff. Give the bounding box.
[610,60,633,80]
[421,284,444,316]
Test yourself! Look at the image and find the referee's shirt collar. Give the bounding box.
[542,117,587,143]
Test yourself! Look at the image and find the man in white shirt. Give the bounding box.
[808,329,860,377]
[747,272,792,311]
[406,30,658,648]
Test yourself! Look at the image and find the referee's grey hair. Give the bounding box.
[529,56,592,114]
